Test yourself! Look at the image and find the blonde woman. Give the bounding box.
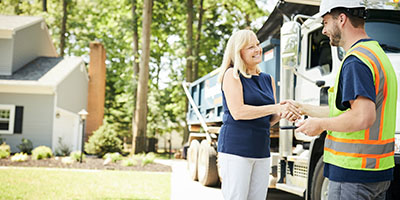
[217,30,300,200]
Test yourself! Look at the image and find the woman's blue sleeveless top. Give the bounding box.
[217,72,275,158]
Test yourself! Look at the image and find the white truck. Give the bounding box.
[182,1,400,199]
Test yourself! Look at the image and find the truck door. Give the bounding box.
[295,27,336,106]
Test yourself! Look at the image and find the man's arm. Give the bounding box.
[296,96,376,136]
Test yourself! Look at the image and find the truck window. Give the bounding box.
[336,21,400,61]
[365,22,400,53]
[307,28,332,75]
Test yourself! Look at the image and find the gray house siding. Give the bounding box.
[12,23,43,74]
[0,93,54,152]
[57,64,88,113]
[0,39,13,75]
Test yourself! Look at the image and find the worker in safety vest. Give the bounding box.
[284,0,398,199]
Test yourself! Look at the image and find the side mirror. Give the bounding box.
[281,21,301,69]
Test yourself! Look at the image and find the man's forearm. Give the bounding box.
[300,104,329,118]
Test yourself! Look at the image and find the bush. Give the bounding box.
[55,137,71,156]
[121,158,137,167]
[103,152,123,163]
[17,138,33,154]
[11,153,29,162]
[32,146,53,160]
[0,142,11,159]
[85,123,123,157]
[142,152,156,166]
[70,151,85,162]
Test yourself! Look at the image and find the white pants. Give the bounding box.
[219,152,270,200]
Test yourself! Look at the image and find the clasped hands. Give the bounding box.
[278,100,324,137]
[278,100,302,122]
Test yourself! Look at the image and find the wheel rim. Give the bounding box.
[320,177,329,200]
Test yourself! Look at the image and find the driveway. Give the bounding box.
[156,159,304,200]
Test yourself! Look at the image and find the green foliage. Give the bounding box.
[55,137,71,156]
[103,152,123,163]
[142,152,156,166]
[0,142,11,159]
[85,123,123,157]
[32,146,53,160]
[11,153,29,162]
[70,151,85,162]
[121,158,138,167]
[17,138,33,154]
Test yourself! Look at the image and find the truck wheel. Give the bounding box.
[311,156,329,200]
[198,140,219,186]
[187,140,200,181]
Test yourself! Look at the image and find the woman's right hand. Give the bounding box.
[278,101,301,122]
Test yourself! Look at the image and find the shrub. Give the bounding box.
[103,152,123,163]
[85,123,123,157]
[0,142,11,159]
[142,152,156,166]
[61,156,74,164]
[70,151,85,162]
[55,137,71,156]
[121,158,137,167]
[17,138,33,154]
[11,153,29,162]
[31,146,53,160]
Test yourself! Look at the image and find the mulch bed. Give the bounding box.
[0,156,172,172]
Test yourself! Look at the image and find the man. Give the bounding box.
[294,0,398,199]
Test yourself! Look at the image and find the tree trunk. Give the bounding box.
[193,0,204,81]
[132,0,139,76]
[183,0,194,145]
[131,0,140,147]
[60,0,67,57]
[132,0,153,154]
[43,0,47,12]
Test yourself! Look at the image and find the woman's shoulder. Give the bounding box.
[259,72,271,79]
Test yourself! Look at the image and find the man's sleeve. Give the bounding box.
[340,56,376,109]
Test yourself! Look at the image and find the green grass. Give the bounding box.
[0,167,170,200]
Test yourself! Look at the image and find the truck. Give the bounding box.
[182,1,400,199]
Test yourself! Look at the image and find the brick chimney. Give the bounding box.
[86,42,106,139]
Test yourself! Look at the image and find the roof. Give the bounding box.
[0,15,43,39]
[0,57,62,81]
[0,56,88,95]
[256,1,319,42]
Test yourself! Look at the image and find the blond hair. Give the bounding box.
[217,30,261,83]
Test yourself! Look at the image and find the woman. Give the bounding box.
[217,30,300,200]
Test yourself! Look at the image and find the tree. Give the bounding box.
[193,0,204,81]
[182,0,195,145]
[132,0,153,154]
[60,0,67,56]
[43,0,47,12]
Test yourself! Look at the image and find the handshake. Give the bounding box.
[277,100,303,122]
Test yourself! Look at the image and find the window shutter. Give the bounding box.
[14,106,23,134]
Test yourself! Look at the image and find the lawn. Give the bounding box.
[0,167,170,200]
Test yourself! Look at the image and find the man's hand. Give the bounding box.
[279,100,301,122]
[295,118,324,136]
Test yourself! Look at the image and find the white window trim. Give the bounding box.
[0,104,15,134]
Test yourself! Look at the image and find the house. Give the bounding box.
[0,15,91,153]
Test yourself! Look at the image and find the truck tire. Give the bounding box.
[311,156,329,200]
[198,140,219,186]
[187,140,200,181]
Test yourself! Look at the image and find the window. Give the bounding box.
[307,27,332,75]
[0,105,15,134]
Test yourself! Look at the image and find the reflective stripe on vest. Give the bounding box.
[324,41,397,171]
